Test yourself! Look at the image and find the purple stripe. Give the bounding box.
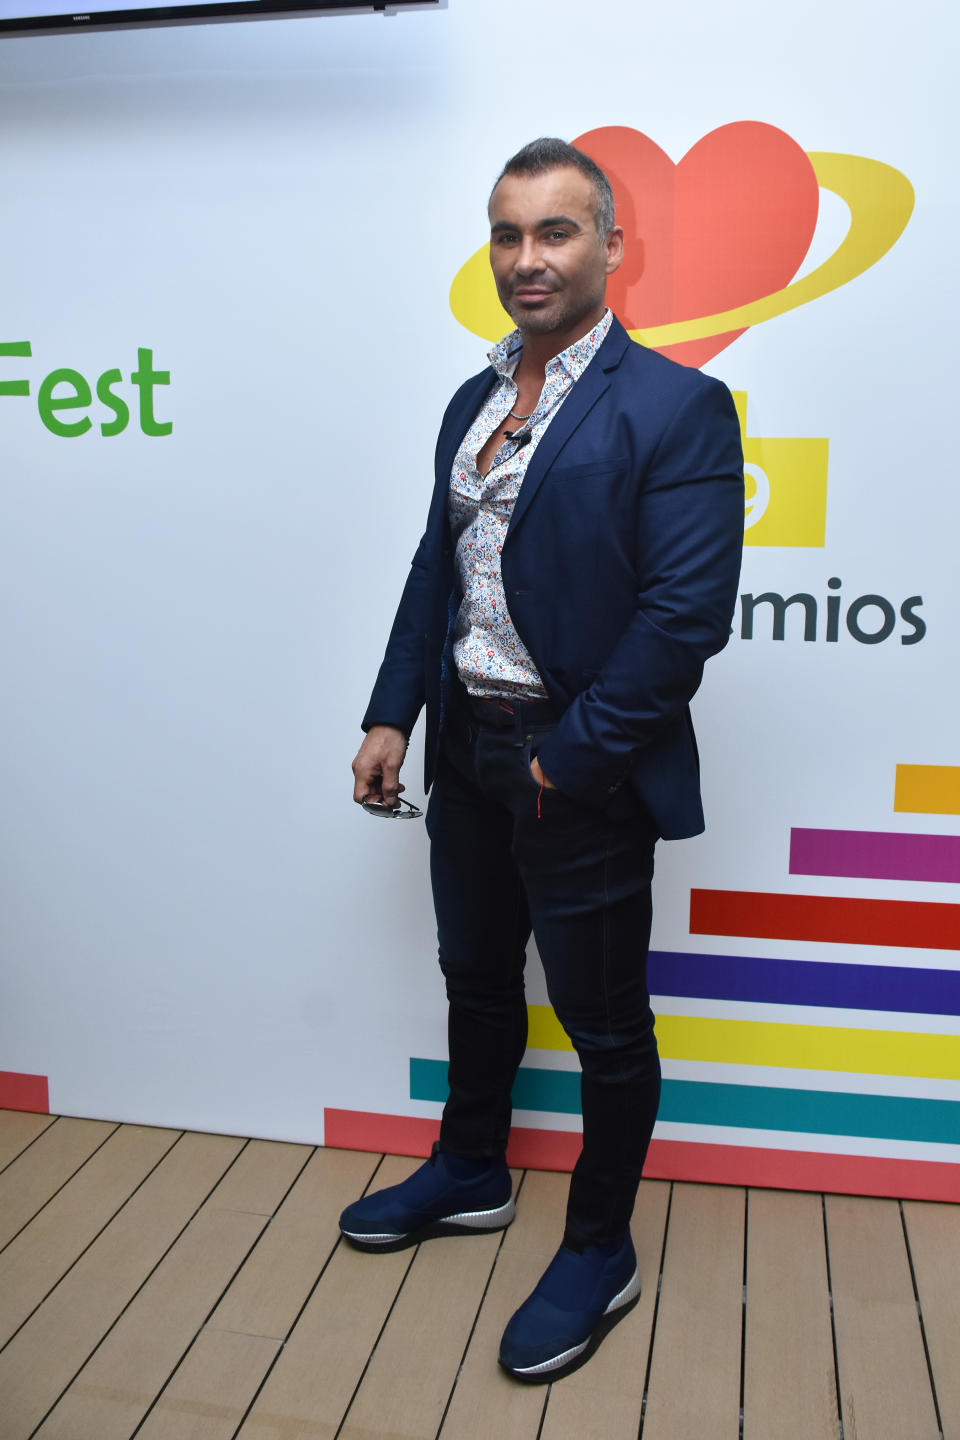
[790,828,960,883]
[647,950,960,1015]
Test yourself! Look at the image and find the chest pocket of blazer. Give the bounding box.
[546,456,630,485]
[536,456,635,553]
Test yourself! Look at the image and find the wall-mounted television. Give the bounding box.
[0,0,438,35]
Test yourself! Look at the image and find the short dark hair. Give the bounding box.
[491,137,616,238]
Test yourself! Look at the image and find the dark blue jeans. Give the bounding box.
[425,694,661,1248]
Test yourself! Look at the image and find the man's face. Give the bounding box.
[488,166,623,350]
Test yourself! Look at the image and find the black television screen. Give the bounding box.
[0,0,438,34]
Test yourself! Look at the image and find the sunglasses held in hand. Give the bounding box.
[360,793,423,819]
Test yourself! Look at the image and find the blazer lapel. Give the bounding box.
[434,369,499,492]
[505,319,630,540]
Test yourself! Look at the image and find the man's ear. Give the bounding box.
[605,225,625,276]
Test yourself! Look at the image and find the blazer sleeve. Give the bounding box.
[360,367,494,737]
[360,528,433,738]
[535,375,744,804]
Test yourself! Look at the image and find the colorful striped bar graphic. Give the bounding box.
[647,950,960,1015]
[690,890,960,951]
[895,764,960,815]
[525,1006,960,1080]
[790,827,960,883]
[408,1059,960,1145]
[324,1109,960,1202]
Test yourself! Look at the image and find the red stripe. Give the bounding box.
[644,1140,960,1202]
[325,1109,440,1157]
[322,1109,583,1170]
[507,1127,581,1169]
[0,1070,50,1113]
[322,1109,960,1201]
[690,888,960,950]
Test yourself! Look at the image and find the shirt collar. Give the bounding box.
[487,307,614,383]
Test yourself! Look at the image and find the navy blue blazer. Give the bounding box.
[363,316,744,839]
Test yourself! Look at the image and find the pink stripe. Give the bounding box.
[789,827,960,883]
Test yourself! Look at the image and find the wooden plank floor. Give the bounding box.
[0,1110,955,1440]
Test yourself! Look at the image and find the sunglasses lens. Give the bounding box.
[360,796,423,819]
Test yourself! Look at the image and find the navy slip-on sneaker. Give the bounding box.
[498,1234,641,1382]
[338,1144,515,1252]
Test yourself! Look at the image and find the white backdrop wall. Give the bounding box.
[1,0,957,1199]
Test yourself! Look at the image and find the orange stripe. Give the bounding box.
[894,764,960,816]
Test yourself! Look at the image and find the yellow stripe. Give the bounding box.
[527,1006,575,1051]
[894,764,960,816]
[526,1006,960,1081]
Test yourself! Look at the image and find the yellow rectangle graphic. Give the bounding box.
[742,438,829,548]
[894,764,960,816]
[731,391,829,549]
[526,1006,959,1081]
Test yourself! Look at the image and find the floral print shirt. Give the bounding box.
[449,308,613,700]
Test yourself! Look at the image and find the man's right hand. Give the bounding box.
[352,725,408,809]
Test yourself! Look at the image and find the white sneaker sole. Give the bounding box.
[341,1195,516,1248]
[506,1265,643,1378]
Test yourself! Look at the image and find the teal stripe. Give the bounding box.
[409,1058,960,1145]
[410,1057,581,1115]
[660,1079,960,1145]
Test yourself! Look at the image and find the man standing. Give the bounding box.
[342,138,744,1382]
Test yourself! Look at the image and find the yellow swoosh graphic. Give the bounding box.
[628,154,914,346]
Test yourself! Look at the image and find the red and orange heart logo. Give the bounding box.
[575,122,820,367]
